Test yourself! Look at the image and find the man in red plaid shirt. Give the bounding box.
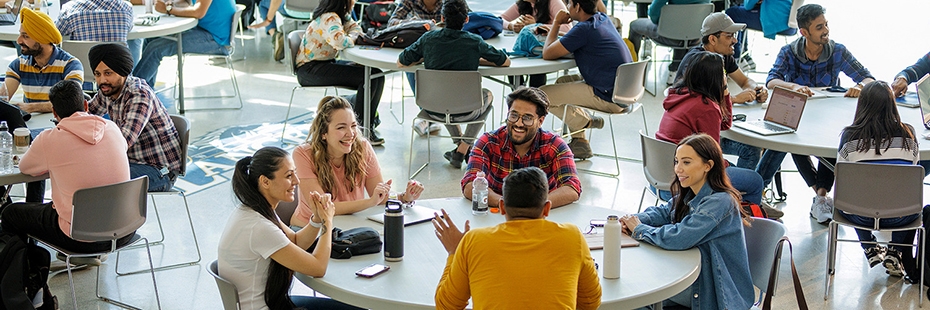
[462,87,581,208]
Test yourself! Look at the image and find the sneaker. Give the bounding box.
[273,31,285,62]
[809,195,833,224]
[367,130,384,146]
[443,149,466,169]
[864,246,886,268]
[568,138,593,160]
[413,120,441,136]
[641,40,653,60]
[738,55,756,72]
[760,200,784,219]
[586,115,605,130]
[667,70,677,85]
[884,248,905,277]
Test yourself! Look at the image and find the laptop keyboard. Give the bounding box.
[0,14,13,24]
[762,122,791,133]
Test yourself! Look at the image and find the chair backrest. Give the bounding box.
[226,4,246,50]
[744,217,787,294]
[208,260,241,310]
[60,40,112,82]
[287,30,304,75]
[640,132,677,191]
[275,185,300,227]
[612,58,649,106]
[71,176,149,242]
[787,0,805,29]
[415,69,484,116]
[656,3,714,44]
[834,162,924,219]
[285,0,321,13]
[170,115,190,176]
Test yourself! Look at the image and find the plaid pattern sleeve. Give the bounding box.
[834,44,874,84]
[100,77,183,173]
[767,41,874,87]
[461,127,582,195]
[56,0,133,42]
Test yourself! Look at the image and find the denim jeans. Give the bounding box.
[130,163,176,192]
[291,296,363,309]
[0,201,134,253]
[628,18,693,71]
[132,27,228,88]
[720,138,761,170]
[654,165,763,205]
[792,154,836,191]
[297,60,385,128]
[841,212,920,251]
[725,6,798,58]
[259,0,286,33]
[756,149,787,187]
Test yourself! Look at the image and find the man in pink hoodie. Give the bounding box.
[0,80,131,254]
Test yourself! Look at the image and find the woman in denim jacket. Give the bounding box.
[621,134,754,309]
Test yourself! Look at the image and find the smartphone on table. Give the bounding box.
[355,263,390,278]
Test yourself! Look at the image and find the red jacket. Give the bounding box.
[655,88,733,144]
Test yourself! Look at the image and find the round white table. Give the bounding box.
[0,4,198,113]
[722,96,930,158]
[340,34,577,133]
[296,198,700,310]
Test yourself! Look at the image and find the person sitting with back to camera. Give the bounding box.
[621,133,754,309]
[397,0,509,169]
[433,167,601,309]
[290,96,424,228]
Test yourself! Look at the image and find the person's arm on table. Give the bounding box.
[541,9,571,60]
[397,38,424,68]
[478,41,511,67]
[433,209,472,310]
[271,192,336,277]
[156,0,211,18]
[766,47,814,96]
[729,69,766,103]
[628,195,734,250]
[547,138,581,208]
[17,132,49,176]
[893,52,930,97]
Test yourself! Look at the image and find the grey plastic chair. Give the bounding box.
[280,0,320,34]
[177,4,245,111]
[408,69,492,179]
[120,115,202,275]
[637,131,677,212]
[280,30,348,142]
[744,217,788,305]
[208,260,241,310]
[59,40,112,83]
[32,176,161,310]
[644,3,713,95]
[560,58,650,177]
[825,162,924,306]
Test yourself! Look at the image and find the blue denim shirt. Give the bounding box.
[632,185,754,310]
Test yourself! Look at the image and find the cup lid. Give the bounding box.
[13,128,30,134]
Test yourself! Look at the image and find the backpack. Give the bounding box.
[356,19,436,48]
[0,234,56,310]
[362,1,396,32]
[462,12,503,40]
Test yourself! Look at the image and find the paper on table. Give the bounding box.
[584,233,639,249]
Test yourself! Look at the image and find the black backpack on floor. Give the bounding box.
[0,234,56,310]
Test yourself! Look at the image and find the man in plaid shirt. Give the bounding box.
[56,0,137,61]
[86,43,182,192]
[462,87,581,209]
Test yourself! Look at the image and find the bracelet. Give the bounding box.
[308,214,324,228]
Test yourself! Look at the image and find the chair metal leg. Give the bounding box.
[117,191,201,275]
[408,121,428,179]
[281,86,300,143]
[824,221,838,300]
[919,227,925,307]
[640,106,649,135]
[388,72,406,125]
[637,187,648,213]
[179,54,244,111]
[98,238,162,309]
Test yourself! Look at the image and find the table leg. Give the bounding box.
[363,65,371,135]
[651,300,663,309]
[177,32,185,114]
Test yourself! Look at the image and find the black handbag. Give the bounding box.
[309,227,383,259]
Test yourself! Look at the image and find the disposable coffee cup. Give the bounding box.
[13,128,29,152]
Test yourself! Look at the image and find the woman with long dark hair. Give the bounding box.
[291,96,424,227]
[654,51,765,207]
[295,0,387,145]
[838,81,923,281]
[500,0,571,88]
[621,134,753,309]
[217,147,362,310]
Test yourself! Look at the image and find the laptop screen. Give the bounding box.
[763,87,807,130]
[916,74,930,128]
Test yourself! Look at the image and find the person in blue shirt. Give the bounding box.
[621,133,754,309]
[539,0,630,160]
[892,51,930,98]
[765,3,876,224]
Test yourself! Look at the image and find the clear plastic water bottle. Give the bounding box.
[472,171,489,215]
[603,215,622,279]
[0,121,13,174]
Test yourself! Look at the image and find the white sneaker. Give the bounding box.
[412,120,441,136]
[641,40,653,60]
[667,70,677,85]
[809,195,833,224]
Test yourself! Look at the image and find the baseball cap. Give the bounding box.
[700,12,746,37]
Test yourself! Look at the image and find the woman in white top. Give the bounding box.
[217,147,362,310]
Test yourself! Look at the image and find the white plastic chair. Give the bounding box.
[637,131,676,212]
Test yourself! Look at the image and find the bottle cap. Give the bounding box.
[607,214,619,220]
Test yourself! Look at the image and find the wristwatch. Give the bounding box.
[165,1,173,15]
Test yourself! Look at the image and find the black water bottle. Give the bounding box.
[383,199,404,261]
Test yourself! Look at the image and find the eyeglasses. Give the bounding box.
[507,112,537,126]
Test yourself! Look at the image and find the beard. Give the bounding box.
[507,123,536,146]
[20,42,42,56]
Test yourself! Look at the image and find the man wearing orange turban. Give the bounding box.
[3,9,84,113]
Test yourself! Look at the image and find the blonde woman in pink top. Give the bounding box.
[291,96,425,227]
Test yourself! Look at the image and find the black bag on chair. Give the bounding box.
[0,234,57,310]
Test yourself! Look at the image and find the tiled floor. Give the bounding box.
[4,0,930,309]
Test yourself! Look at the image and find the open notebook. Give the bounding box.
[367,204,440,227]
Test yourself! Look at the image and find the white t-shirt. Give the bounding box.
[217,206,291,310]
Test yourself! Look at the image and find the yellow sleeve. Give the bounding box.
[434,239,471,310]
[576,233,602,310]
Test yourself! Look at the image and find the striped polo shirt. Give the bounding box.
[6,46,83,103]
